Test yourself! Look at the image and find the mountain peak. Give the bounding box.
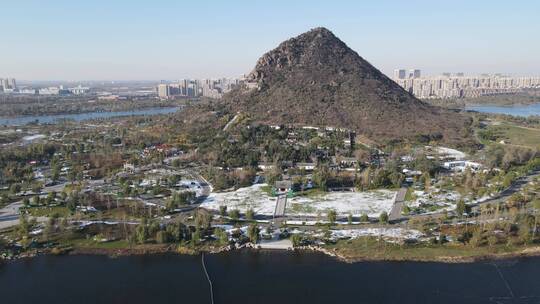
[302,26,336,38]
[226,28,472,144]
[247,27,351,83]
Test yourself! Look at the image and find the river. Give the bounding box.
[0,106,180,126]
[466,103,540,117]
[1,251,539,304]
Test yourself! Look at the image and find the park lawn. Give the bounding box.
[404,188,416,201]
[101,207,140,221]
[490,123,540,148]
[325,237,535,262]
[68,238,131,249]
[26,206,70,217]
[295,188,328,198]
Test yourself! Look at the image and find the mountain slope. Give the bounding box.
[223,27,472,144]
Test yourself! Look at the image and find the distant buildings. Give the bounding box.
[0,77,17,92]
[409,69,421,79]
[157,84,170,99]
[0,79,91,96]
[68,84,90,95]
[392,72,540,99]
[393,69,420,80]
[156,78,242,99]
[393,69,406,80]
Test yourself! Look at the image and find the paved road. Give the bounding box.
[401,170,540,223]
[0,201,49,229]
[472,170,540,210]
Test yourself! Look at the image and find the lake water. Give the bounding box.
[0,106,180,126]
[466,103,540,117]
[1,251,539,304]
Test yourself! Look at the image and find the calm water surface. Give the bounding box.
[466,103,540,117]
[1,251,539,304]
[0,107,180,126]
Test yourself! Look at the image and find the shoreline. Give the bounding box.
[4,243,540,265]
[300,245,540,264]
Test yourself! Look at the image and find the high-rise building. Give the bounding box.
[157,84,170,99]
[0,78,17,91]
[393,69,406,79]
[409,69,421,79]
[1,78,9,90]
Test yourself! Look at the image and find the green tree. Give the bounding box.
[219,205,228,216]
[17,214,31,239]
[31,182,43,194]
[10,183,21,195]
[360,213,369,222]
[135,218,149,244]
[247,224,260,243]
[422,172,431,192]
[51,164,60,182]
[246,208,255,220]
[156,230,170,244]
[379,212,389,224]
[313,165,330,191]
[519,218,533,244]
[347,213,353,225]
[214,228,229,246]
[166,222,186,242]
[195,210,212,230]
[229,209,240,221]
[533,199,540,240]
[192,228,201,245]
[22,197,30,208]
[327,209,337,225]
[290,234,303,247]
[456,199,467,217]
[402,205,411,215]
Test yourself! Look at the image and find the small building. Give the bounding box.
[124,162,135,173]
[443,161,482,172]
[281,161,294,169]
[338,157,358,167]
[274,181,293,193]
[296,162,316,171]
[402,168,422,176]
[258,163,275,171]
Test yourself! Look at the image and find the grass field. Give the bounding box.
[489,123,540,148]
[69,238,131,249]
[26,206,70,217]
[325,237,537,261]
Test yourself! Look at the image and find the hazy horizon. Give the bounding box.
[2,0,539,81]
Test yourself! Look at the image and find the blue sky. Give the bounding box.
[1,0,539,80]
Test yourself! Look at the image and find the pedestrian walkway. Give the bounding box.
[274,194,287,217]
[389,188,407,222]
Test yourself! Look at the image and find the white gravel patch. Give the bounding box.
[437,146,466,160]
[331,228,423,240]
[201,184,396,217]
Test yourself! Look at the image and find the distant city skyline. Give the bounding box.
[2,0,540,80]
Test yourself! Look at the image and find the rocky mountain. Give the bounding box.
[222,27,472,144]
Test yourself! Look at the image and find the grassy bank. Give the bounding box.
[324,237,540,262]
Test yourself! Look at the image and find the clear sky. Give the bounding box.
[2,0,539,80]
